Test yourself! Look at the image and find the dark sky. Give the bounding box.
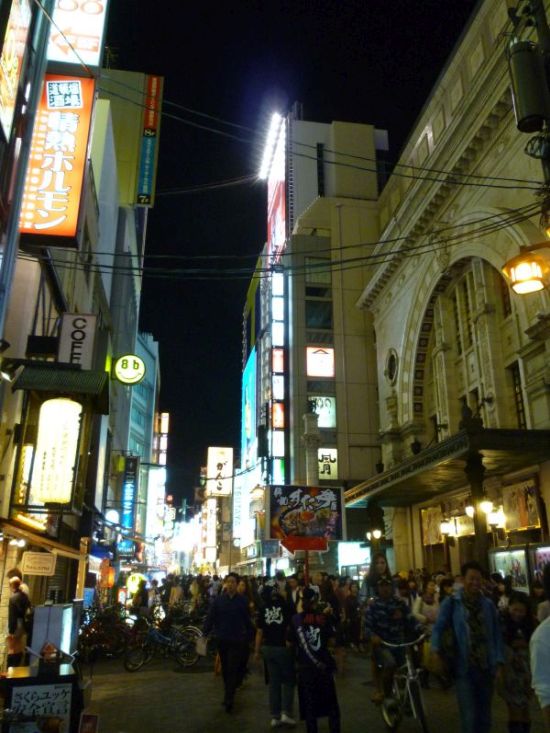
[105,0,477,502]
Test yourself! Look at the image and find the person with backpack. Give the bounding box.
[431,560,505,733]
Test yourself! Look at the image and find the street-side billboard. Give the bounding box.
[241,348,257,470]
[118,456,139,555]
[205,446,233,497]
[19,74,95,247]
[0,0,32,141]
[136,74,163,206]
[267,485,345,542]
[47,0,110,73]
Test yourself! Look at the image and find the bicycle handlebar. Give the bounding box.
[380,634,426,649]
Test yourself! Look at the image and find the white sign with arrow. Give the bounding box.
[47,0,110,72]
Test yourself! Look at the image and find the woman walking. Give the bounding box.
[499,592,537,733]
[289,588,340,733]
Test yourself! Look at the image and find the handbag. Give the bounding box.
[195,636,208,656]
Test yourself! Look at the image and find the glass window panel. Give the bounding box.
[305,300,333,329]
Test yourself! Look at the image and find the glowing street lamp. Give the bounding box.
[502,243,550,294]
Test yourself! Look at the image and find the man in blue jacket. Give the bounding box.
[431,560,504,733]
[203,572,254,713]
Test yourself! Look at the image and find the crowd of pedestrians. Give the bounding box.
[129,560,550,733]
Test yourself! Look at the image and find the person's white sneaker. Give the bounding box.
[281,713,296,727]
[270,718,281,728]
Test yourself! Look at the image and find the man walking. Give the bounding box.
[203,572,254,712]
[254,582,296,728]
[432,560,504,733]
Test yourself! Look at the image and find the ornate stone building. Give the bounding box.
[346,0,550,574]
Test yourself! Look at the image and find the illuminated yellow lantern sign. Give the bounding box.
[32,398,83,504]
[113,354,146,385]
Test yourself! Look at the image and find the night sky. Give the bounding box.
[105,0,477,503]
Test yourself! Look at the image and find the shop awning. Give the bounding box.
[12,364,109,414]
[345,427,550,508]
[1,519,86,561]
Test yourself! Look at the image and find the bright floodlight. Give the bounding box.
[259,112,283,180]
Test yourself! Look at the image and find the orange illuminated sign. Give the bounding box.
[272,348,284,373]
[272,402,285,429]
[19,74,95,247]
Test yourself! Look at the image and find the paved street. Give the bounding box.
[86,651,546,733]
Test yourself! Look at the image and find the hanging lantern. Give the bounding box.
[31,398,82,504]
[502,246,550,294]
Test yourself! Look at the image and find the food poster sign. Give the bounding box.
[268,485,345,541]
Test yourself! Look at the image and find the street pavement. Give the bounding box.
[86,650,546,733]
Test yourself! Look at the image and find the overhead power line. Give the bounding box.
[16,202,540,282]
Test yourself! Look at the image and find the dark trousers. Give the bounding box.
[218,639,249,704]
[455,667,495,733]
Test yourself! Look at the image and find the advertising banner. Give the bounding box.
[136,74,163,206]
[502,480,540,530]
[267,485,345,542]
[0,0,32,140]
[19,74,95,247]
[118,456,139,555]
[205,446,233,497]
[241,347,257,470]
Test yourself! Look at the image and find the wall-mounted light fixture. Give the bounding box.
[502,242,550,294]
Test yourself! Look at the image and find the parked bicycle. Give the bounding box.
[123,624,198,672]
[378,634,429,733]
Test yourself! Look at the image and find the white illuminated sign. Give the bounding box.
[206,447,234,497]
[32,398,82,504]
[318,448,338,480]
[272,430,285,458]
[307,347,335,378]
[272,271,284,296]
[272,375,284,400]
[272,296,284,321]
[309,396,337,428]
[47,0,110,71]
[113,354,146,385]
[58,313,97,369]
[272,322,285,346]
[205,497,217,553]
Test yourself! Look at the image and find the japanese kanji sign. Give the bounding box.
[10,682,72,733]
[19,74,94,246]
[267,485,346,542]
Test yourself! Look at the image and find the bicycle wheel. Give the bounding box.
[124,642,154,672]
[382,678,403,731]
[409,679,429,733]
[381,697,402,731]
[175,633,199,668]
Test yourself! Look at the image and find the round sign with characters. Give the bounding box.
[113,354,146,385]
